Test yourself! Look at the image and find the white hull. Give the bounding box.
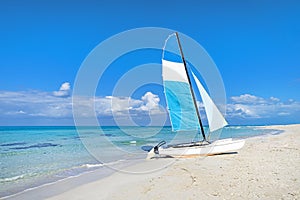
[147,138,245,159]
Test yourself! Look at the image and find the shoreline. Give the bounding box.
[2,164,115,200]
[2,158,147,200]
[4,124,300,199]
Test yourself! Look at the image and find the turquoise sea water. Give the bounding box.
[0,126,282,197]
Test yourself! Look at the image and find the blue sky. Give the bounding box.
[0,0,300,125]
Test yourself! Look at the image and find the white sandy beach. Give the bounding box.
[7,124,300,200]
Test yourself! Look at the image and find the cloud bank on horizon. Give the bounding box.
[0,83,299,126]
[227,94,300,122]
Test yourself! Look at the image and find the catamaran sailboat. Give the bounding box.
[147,33,245,159]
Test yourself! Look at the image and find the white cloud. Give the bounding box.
[93,92,162,117]
[0,90,164,121]
[60,82,71,91]
[53,82,71,97]
[230,94,266,104]
[139,92,160,112]
[270,97,280,102]
[0,90,72,118]
[94,96,144,116]
[18,110,26,114]
[227,104,262,118]
[227,94,300,119]
[278,112,290,116]
[1,88,299,125]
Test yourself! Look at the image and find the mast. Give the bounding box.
[175,32,207,141]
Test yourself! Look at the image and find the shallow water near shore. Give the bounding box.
[0,125,281,197]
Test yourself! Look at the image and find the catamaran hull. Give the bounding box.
[147,138,245,159]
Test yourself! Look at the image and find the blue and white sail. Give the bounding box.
[162,33,228,133]
[162,34,200,131]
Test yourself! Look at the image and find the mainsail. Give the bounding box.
[162,60,200,131]
[162,34,200,131]
[162,33,227,135]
